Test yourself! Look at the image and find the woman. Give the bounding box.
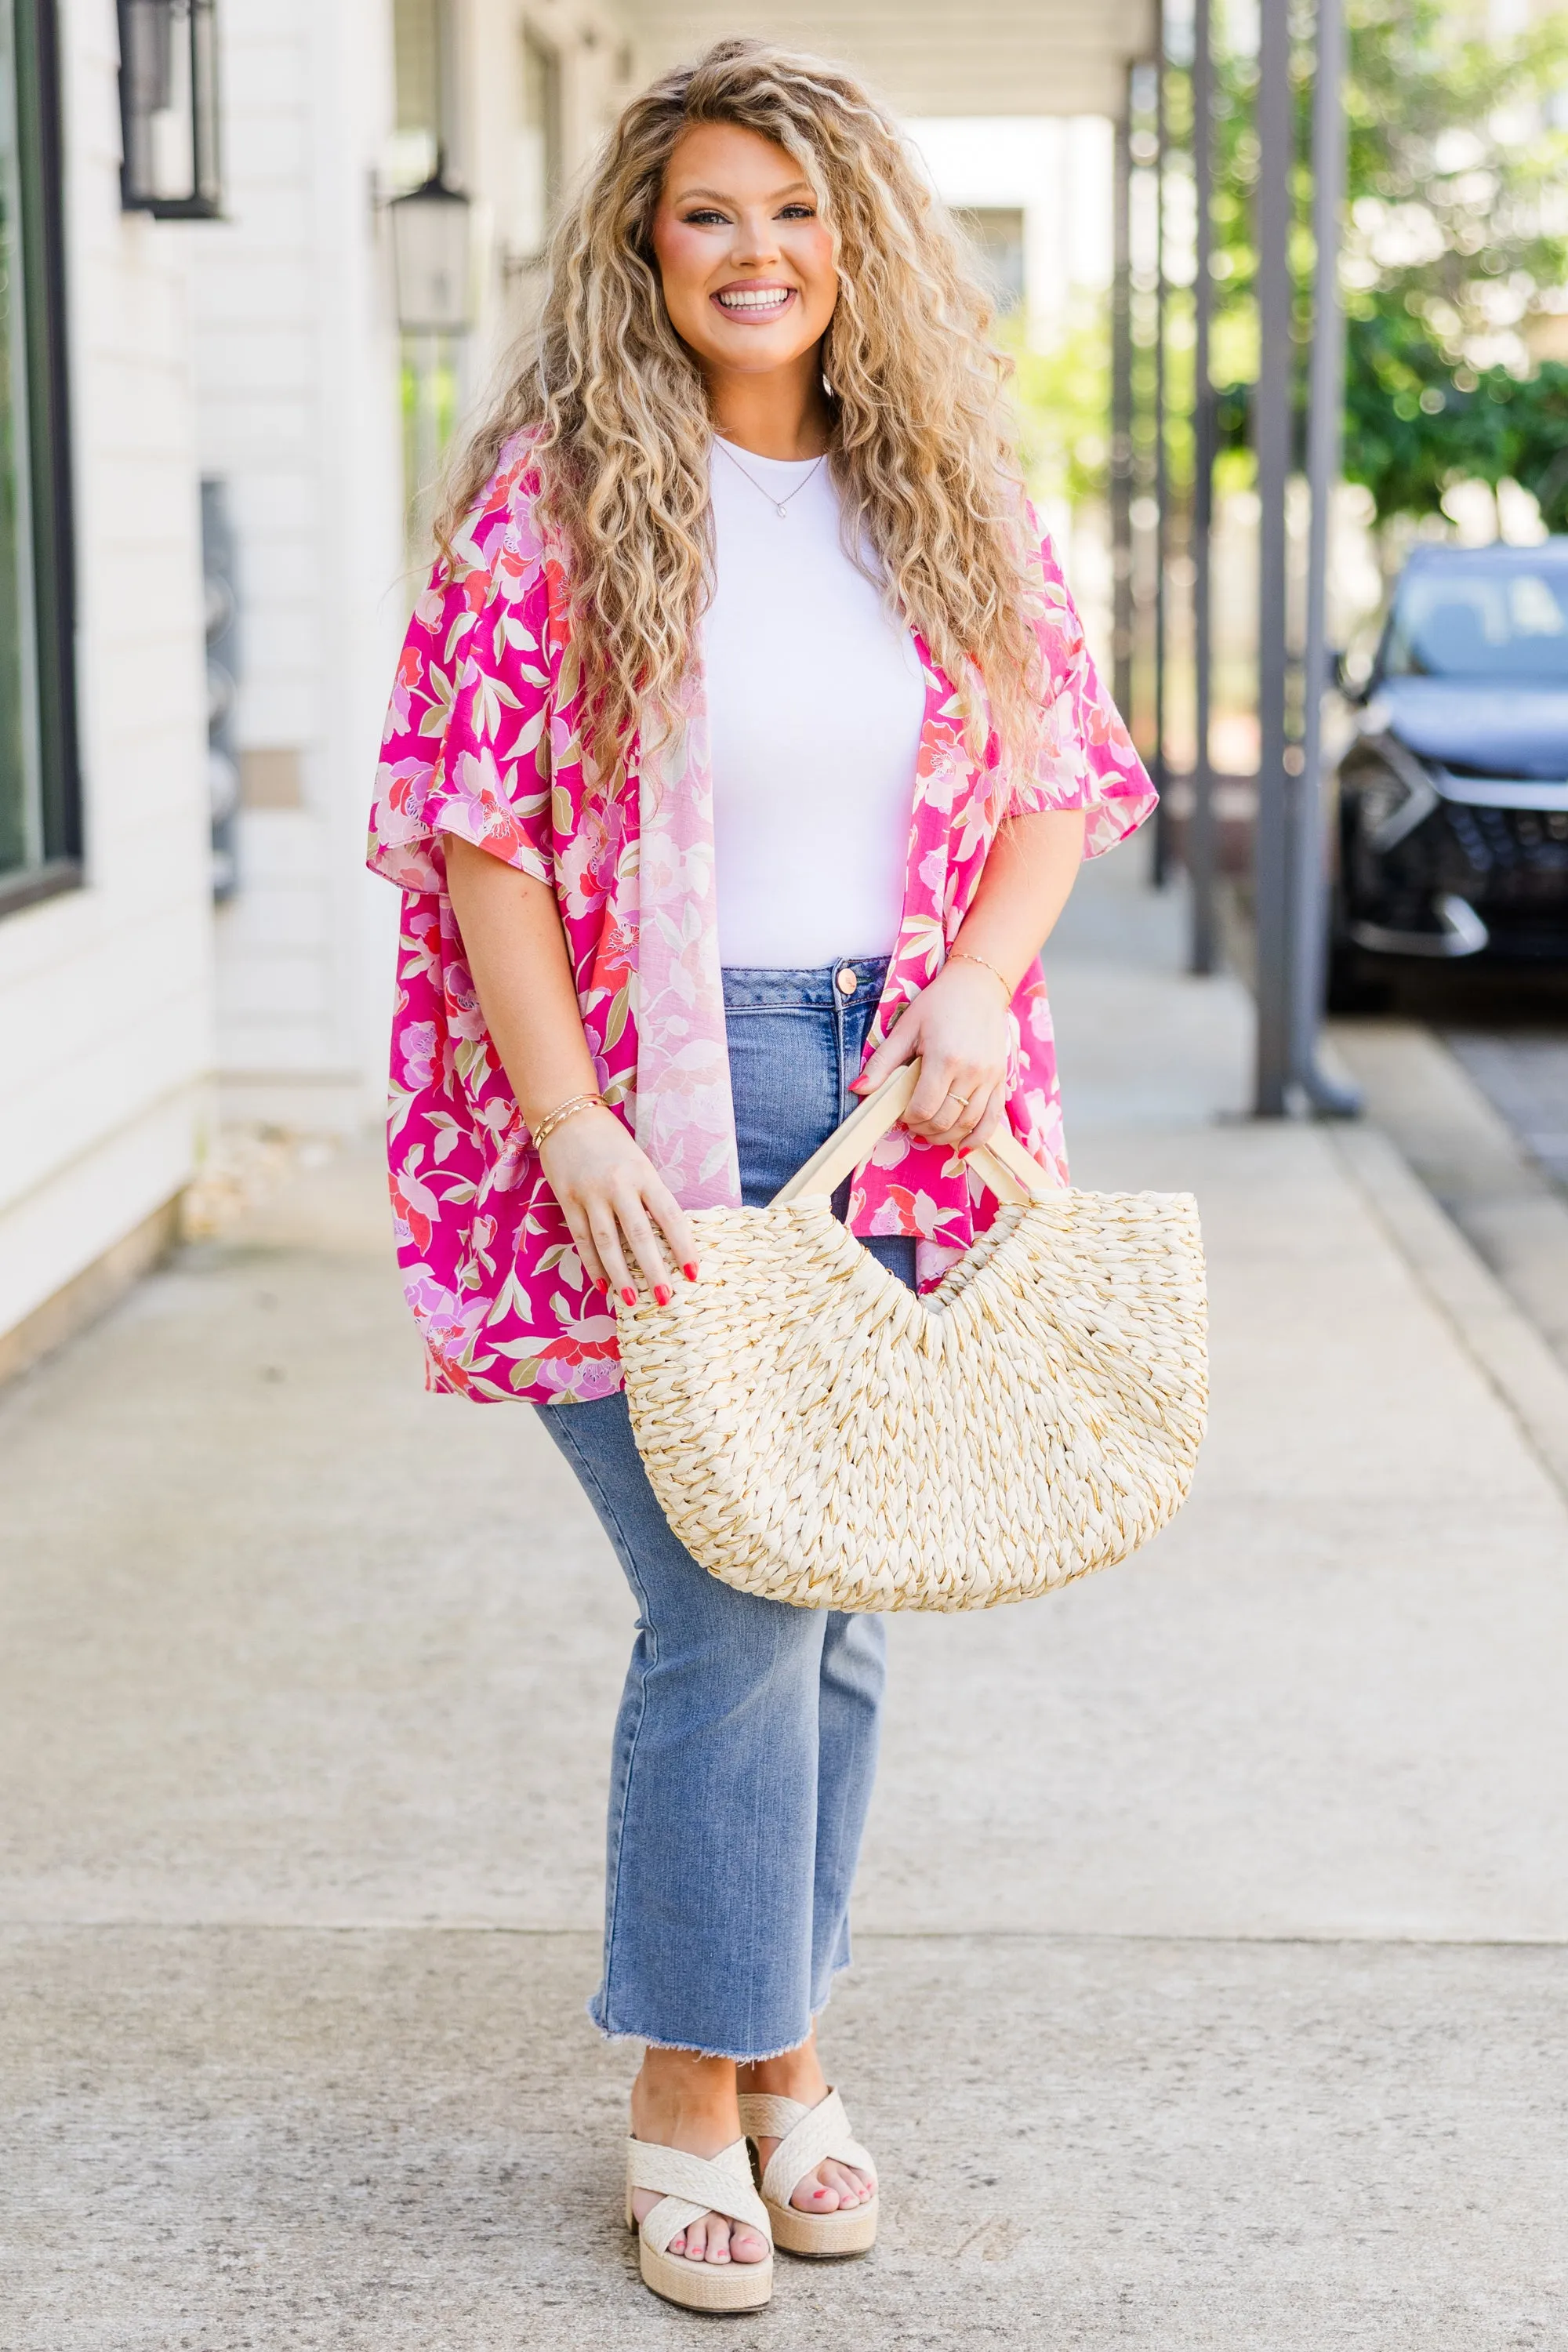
[368,37,1153,2315]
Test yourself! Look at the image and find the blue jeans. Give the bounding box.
[535,956,915,2059]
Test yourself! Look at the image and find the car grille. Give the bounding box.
[1441,803,1568,876]
[1347,797,1568,943]
[1366,804,1568,902]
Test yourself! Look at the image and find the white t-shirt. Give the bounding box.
[701,441,927,968]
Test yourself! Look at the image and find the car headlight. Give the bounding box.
[1341,738,1437,848]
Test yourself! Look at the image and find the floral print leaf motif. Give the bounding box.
[387,1080,423,1143]
[510,708,546,760]
[491,1264,539,1323]
[474,674,521,738]
[602,983,632,1054]
[366,442,1156,1401]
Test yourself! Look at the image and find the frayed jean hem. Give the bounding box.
[586,1953,849,2064]
[586,1991,815,2064]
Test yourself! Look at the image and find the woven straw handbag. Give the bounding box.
[618,1062,1207,1612]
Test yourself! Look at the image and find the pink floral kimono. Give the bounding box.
[367,437,1155,1403]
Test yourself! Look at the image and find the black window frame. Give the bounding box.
[1,0,80,919]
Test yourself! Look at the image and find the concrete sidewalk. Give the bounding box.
[3,853,1566,2350]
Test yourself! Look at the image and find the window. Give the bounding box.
[954,207,1026,318]
[0,0,77,910]
[511,27,560,269]
[392,0,459,551]
[1387,560,1568,685]
[391,0,441,192]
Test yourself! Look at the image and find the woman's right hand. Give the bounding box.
[537,1106,699,1305]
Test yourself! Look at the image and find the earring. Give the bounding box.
[821,369,835,398]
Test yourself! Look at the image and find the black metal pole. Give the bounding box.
[1112,91,1134,731]
[1254,0,1292,1115]
[1189,0,1217,973]
[1292,0,1361,1113]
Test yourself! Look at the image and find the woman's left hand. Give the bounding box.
[851,957,1011,1152]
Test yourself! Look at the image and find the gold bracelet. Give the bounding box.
[946,949,1012,998]
[530,1091,608,1151]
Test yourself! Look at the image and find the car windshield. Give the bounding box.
[1385,562,1568,684]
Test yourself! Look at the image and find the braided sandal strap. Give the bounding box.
[736,2088,876,2211]
[626,2136,771,2257]
[736,2092,808,2141]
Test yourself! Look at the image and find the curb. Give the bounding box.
[1330,1120,1568,1501]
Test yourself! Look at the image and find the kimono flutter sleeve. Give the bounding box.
[368,474,557,896]
[1007,519,1156,855]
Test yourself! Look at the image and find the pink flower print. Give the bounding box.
[866,1183,933,1237]
[383,756,429,819]
[592,916,635,1000]
[557,811,610,922]
[390,1158,441,1255]
[444,956,490,1046]
[495,537,543,602]
[401,1020,437,1090]
[533,1330,622,1394]
[908,1187,946,1237]
[866,1125,915,1171]
[384,648,423,734]
[444,746,529,866]
[405,1270,487,1348]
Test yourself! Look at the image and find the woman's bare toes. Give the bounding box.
[793,2163,843,2212]
[681,2212,712,2263]
[701,2215,731,2265]
[729,2224,769,2265]
[826,2158,873,2205]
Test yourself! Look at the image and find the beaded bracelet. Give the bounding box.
[946,949,1012,997]
[531,1091,609,1151]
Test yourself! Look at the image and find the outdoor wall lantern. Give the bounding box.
[118,0,222,219]
[390,160,476,335]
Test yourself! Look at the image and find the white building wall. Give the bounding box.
[0,0,210,1343]
[452,1,632,444]
[191,0,405,1133]
[193,0,626,1138]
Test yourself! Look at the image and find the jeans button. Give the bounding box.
[836,966,858,996]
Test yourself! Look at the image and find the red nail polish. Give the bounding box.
[682,1262,699,1281]
[654,1283,672,1306]
[593,1276,608,1294]
[621,1287,637,1306]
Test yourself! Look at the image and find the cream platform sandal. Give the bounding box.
[624,2135,775,2314]
[737,2089,879,2258]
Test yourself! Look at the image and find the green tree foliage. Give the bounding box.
[1005,305,1112,511]
[1214,0,1568,527]
[1345,310,1568,527]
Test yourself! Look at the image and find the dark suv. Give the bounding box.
[1330,539,1568,1002]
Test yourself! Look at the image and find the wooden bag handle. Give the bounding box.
[772,1059,1059,1210]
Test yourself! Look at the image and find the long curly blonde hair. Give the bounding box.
[437,36,1044,772]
